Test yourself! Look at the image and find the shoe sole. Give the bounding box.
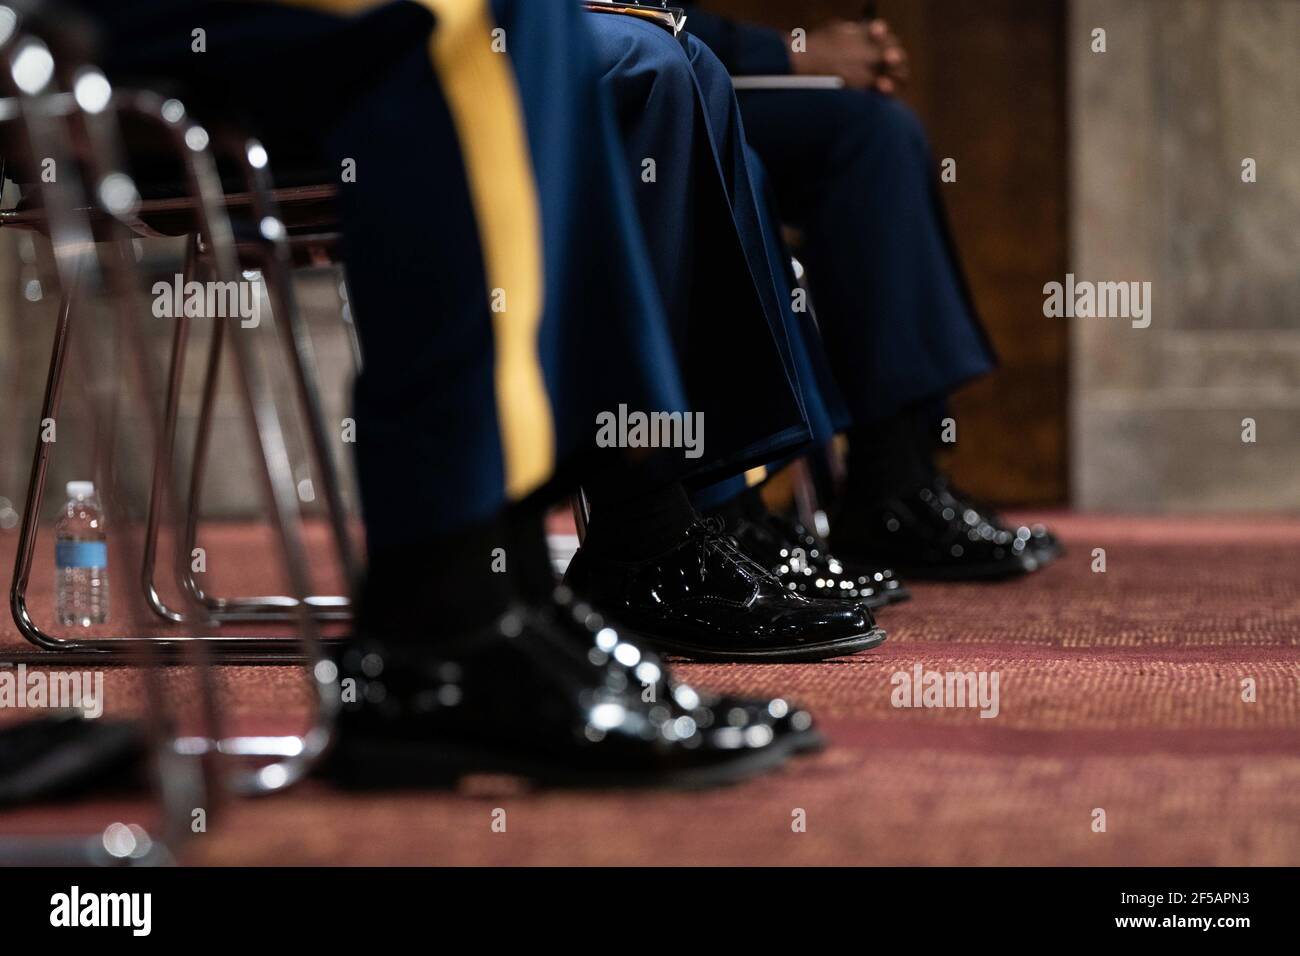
[1032,541,1063,567]
[887,555,1037,581]
[832,546,1041,582]
[920,541,1065,580]
[852,585,910,609]
[324,729,819,792]
[636,625,887,664]
[858,594,890,610]
[881,584,912,605]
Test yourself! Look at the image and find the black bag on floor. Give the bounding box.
[0,713,148,807]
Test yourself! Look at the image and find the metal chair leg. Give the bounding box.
[140,231,199,624]
[140,140,358,625]
[8,282,75,655]
[571,489,590,543]
[174,133,358,623]
[176,242,354,623]
[790,457,829,542]
[338,271,363,372]
[235,138,357,589]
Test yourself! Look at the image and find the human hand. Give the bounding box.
[791,18,909,94]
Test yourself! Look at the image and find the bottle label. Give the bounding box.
[56,541,108,569]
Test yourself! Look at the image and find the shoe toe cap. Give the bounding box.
[755,595,875,642]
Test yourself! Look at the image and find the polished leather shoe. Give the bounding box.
[1028,524,1062,563]
[562,521,886,662]
[831,476,1054,581]
[721,507,909,608]
[923,479,1062,567]
[548,586,823,755]
[324,594,820,790]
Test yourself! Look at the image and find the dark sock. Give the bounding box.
[707,485,766,525]
[846,407,938,505]
[580,480,698,562]
[503,504,558,603]
[358,509,550,643]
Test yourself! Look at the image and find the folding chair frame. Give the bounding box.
[141,132,358,627]
[0,21,336,791]
[3,90,357,661]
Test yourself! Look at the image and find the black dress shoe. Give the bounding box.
[1028,524,1063,563]
[562,521,886,662]
[548,586,824,755]
[831,476,1052,581]
[925,479,1062,568]
[324,594,819,790]
[721,507,910,608]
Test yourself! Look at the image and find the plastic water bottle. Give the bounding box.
[55,480,109,626]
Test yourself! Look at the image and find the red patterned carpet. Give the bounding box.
[2,512,1299,865]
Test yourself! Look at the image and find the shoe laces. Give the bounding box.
[686,518,786,588]
[935,476,1000,522]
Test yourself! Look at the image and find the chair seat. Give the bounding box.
[2,101,338,240]
[2,182,338,242]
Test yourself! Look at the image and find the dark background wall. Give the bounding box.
[701,0,1070,505]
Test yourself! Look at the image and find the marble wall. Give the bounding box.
[1071,0,1300,510]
